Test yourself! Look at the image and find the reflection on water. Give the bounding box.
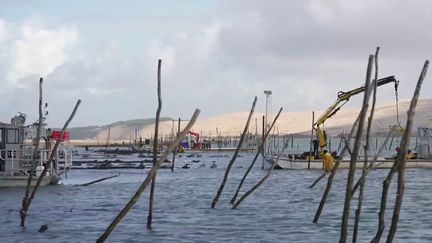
[1,152,431,242]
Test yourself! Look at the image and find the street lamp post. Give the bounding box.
[263,90,272,134]
[262,90,272,170]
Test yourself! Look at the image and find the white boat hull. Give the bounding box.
[265,157,432,170]
[0,175,58,187]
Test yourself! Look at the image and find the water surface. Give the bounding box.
[1,152,431,242]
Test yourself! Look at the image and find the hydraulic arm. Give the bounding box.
[315,76,398,155]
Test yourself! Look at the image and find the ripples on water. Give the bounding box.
[1,152,432,242]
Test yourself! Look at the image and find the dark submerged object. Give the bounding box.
[38,224,48,233]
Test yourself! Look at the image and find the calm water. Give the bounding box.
[1,152,432,243]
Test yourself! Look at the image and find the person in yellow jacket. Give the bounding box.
[322,150,334,173]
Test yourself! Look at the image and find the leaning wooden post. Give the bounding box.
[96,109,200,243]
[351,128,395,196]
[313,116,360,223]
[262,115,265,155]
[171,117,181,172]
[75,174,119,187]
[370,154,399,242]
[21,99,81,227]
[386,60,428,243]
[353,47,380,243]
[148,59,163,228]
[230,108,283,204]
[20,77,44,227]
[339,55,374,243]
[371,61,428,243]
[211,97,257,208]
[308,173,326,188]
[308,111,315,169]
[233,141,288,208]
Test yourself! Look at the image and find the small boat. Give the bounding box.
[264,155,432,170]
[0,114,73,187]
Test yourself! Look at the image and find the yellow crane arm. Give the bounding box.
[315,75,398,151]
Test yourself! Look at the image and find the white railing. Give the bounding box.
[1,146,52,177]
[52,141,73,170]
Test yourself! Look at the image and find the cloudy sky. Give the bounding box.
[0,0,431,127]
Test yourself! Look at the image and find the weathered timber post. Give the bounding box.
[171,117,181,172]
[351,128,395,196]
[230,108,283,204]
[148,59,162,229]
[353,47,380,243]
[21,99,81,227]
[20,77,44,227]
[233,141,288,208]
[261,115,265,169]
[339,55,374,243]
[75,174,119,187]
[313,116,360,223]
[308,111,315,170]
[386,60,428,243]
[211,97,257,208]
[371,61,429,243]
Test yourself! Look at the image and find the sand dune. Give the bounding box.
[71,99,432,143]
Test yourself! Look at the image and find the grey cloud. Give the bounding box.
[1,1,431,127]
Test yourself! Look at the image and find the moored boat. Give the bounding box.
[264,155,432,170]
[0,114,72,187]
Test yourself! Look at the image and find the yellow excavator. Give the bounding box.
[315,75,400,157]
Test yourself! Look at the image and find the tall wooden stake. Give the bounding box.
[148,59,162,229]
[339,55,374,243]
[21,99,81,227]
[308,111,315,169]
[233,141,288,208]
[171,117,181,172]
[230,108,283,204]
[211,96,257,208]
[371,61,429,243]
[313,116,360,223]
[386,60,428,243]
[353,47,380,243]
[261,115,265,169]
[351,128,394,196]
[20,77,44,227]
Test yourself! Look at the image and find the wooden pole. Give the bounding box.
[75,174,119,187]
[20,77,44,227]
[308,173,326,188]
[353,47,380,243]
[211,97,257,208]
[171,118,181,172]
[147,59,162,229]
[21,99,81,227]
[291,134,294,149]
[351,128,395,196]
[262,115,265,156]
[232,141,288,208]
[339,55,374,243]
[96,109,200,243]
[386,60,428,243]
[308,111,315,169]
[313,116,360,223]
[230,108,283,204]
